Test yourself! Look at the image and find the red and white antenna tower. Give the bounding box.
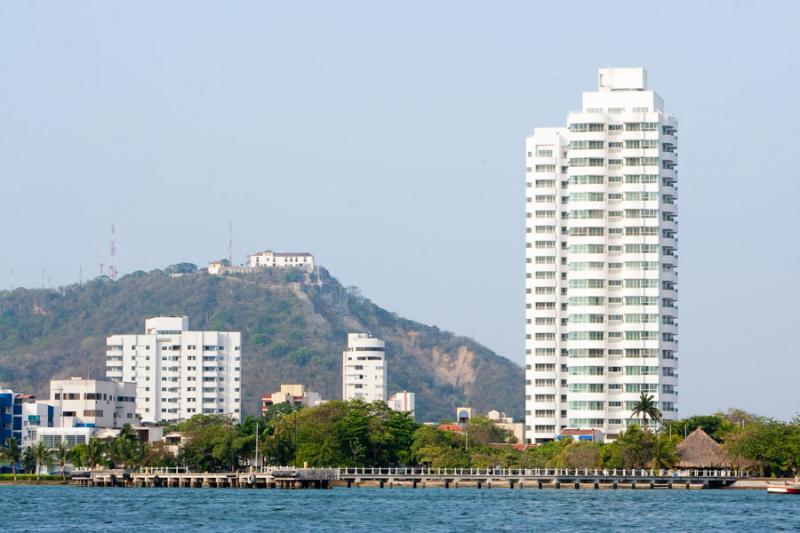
[109,223,118,280]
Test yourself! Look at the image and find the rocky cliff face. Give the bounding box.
[0,266,523,422]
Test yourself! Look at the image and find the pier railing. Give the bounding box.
[336,467,745,479]
[135,466,746,479]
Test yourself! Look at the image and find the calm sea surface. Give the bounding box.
[1,485,798,532]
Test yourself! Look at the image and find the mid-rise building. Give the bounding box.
[49,378,137,429]
[106,316,242,424]
[0,390,22,445]
[388,391,415,419]
[260,384,322,415]
[342,333,386,402]
[525,67,678,443]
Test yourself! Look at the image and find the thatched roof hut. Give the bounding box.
[676,428,749,468]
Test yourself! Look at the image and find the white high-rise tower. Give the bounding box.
[106,316,242,424]
[525,68,678,443]
[342,333,386,403]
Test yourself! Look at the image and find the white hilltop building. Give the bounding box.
[248,250,314,271]
[524,67,679,444]
[208,249,315,275]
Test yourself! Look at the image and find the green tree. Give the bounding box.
[612,425,655,469]
[561,441,602,469]
[521,439,571,468]
[108,424,144,468]
[725,418,800,477]
[630,392,662,431]
[85,438,105,469]
[651,435,680,469]
[22,447,36,473]
[69,444,88,470]
[31,441,53,479]
[661,415,731,442]
[0,437,22,481]
[54,441,69,479]
[464,416,514,446]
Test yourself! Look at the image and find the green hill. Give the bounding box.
[0,266,523,422]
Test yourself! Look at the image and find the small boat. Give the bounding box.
[767,477,800,494]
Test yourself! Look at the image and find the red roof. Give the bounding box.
[438,424,464,433]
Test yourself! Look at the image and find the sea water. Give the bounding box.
[1,486,797,532]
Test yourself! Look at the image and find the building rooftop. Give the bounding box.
[597,67,647,91]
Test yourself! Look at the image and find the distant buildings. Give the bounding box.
[342,333,386,403]
[388,391,415,420]
[49,377,136,429]
[524,67,679,443]
[208,249,315,275]
[260,384,322,415]
[456,407,472,424]
[487,410,524,443]
[106,316,242,424]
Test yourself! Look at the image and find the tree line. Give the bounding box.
[1,399,799,477]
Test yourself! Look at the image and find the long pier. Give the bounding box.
[73,466,741,490]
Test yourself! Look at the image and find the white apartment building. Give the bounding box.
[388,391,415,419]
[342,333,386,403]
[49,378,137,429]
[525,68,678,443]
[106,316,242,424]
[248,250,315,270]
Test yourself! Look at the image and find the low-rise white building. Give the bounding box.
[50,378,137,429]
[36,426,95,449]
[20,397,59,448]
[388,391,415,420]
[342,333,386,403]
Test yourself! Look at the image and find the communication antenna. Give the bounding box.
[100,262,104,276]
[9,268,14,290]
[228,221,233,265]
[79,266,83,285]
[109,223,118,280]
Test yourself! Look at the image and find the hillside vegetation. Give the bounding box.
[0,266,523,421]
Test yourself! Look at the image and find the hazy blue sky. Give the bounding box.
[1,1,798,419]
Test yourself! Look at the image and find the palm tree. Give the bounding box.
[651,435,679,469]
[54,441,69,480]
[85,438,105,470]
[0,437,22,481]
[31,441,53,480]
[629,392,662,431]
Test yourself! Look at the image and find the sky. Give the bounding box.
[1,1,798,420]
